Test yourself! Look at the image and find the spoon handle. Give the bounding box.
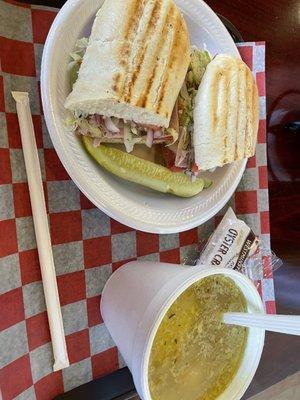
[223,313,300,336]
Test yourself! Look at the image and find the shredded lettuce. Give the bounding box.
[68,37,89,87]
[178,82,192,128]
[69,63,80,88]
[69,37,89,62]
[166,128,179,146]
[190,50,211,87]
[175,48,211,170]
[77,118,102,137]
[174,127,191,167]
[180,81,190,103]
[179,49,211,127]
[131,127,138,136]
[175,49,211,170]
[66,114,102,138]
[124,125,142,152]
[65,114,77,130]
[179,127,190,151]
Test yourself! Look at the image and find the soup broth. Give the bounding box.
[148,275,248,400]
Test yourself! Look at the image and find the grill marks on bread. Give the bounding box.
[193,54,259,170]
[114,0,189,116]
[123,0,164,102]
[135,2,171,108]
[64,0,190,128]
[156,4,180,116]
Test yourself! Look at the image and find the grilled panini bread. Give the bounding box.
[193,54,259,170]
[65,0,190,128]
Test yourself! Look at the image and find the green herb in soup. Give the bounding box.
[148,275,248,400]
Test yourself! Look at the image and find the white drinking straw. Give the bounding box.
[12,91,69,371]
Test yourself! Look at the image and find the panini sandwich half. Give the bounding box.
[193,54,259,170]
[65,0,190,152]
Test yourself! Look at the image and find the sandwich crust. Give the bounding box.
[65,0,190,128]
[193,54,259,170]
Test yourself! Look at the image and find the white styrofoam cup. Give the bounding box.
[101,261,265,400]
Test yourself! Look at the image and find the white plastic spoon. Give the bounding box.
[223,313,300,335]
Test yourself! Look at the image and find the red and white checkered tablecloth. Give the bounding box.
[0,1,274,399]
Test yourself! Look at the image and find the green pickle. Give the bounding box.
[82,136,205,197]
[203,178,213,189]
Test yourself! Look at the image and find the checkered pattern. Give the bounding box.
[0,2,274,399]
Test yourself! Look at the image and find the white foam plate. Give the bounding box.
[41,0,246,234]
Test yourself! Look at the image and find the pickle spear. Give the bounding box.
[82,136,205,197]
